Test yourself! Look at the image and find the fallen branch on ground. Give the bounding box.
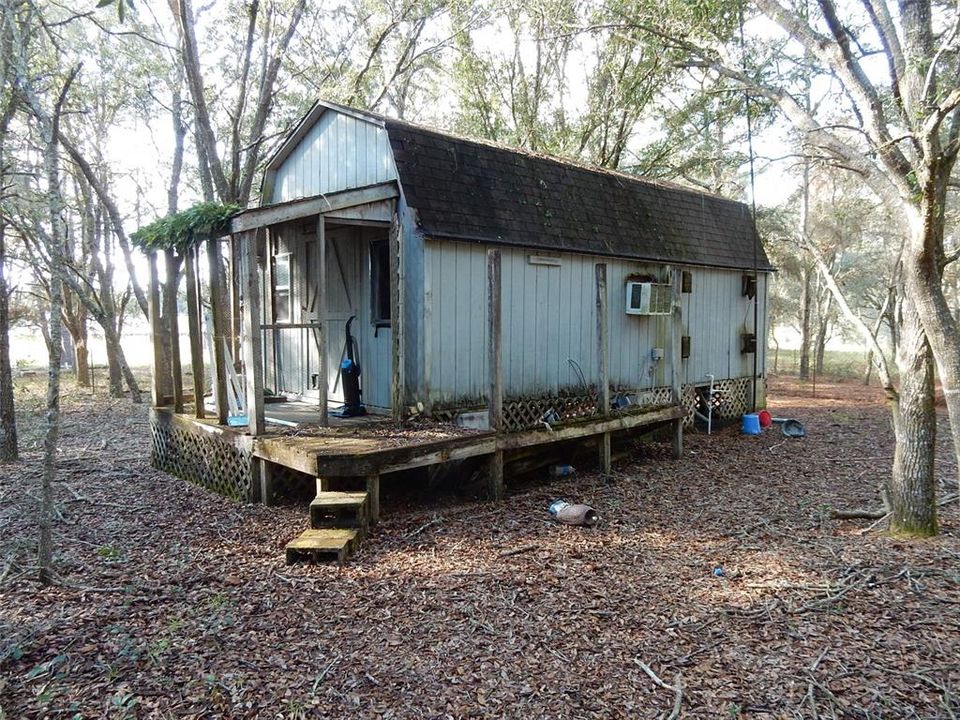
[634,659,683,720]
[498,544,537,558]
[830,507,887,520]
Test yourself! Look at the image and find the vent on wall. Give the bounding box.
[681,336,691,359]
[681,271,693,293]
[625,282,672,315]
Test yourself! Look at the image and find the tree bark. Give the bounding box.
[888,294,938,536]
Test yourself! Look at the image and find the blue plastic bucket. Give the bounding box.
[741,413,761,435]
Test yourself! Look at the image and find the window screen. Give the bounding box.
[273,252,291,322]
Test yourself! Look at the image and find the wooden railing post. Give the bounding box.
[487,248,504,500]
[317,215,328,427]
[241,229,265,436]
[164,248,184,413]
[207,238,229,425]
[184,245,205,418]
[147,251,165,407]
[596,263,611,477]
[670,266,684,458]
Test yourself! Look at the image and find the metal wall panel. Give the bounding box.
[272,111,397,203]
[424,241,727,406]
[680,267,768,386]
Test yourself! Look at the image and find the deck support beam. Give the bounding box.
[487,249,504,500]
[596,263,611,477]
[365,474,380,524]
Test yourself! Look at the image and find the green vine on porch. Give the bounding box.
[131,202,240,252]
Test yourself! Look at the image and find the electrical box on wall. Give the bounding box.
[741,275,757,299]
[681,336,691,359]
[741,333,757,354]
[650,347,665,362]
[681,270,693,293]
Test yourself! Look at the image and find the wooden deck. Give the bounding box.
[153,401,684,563]
[253,403,684,477]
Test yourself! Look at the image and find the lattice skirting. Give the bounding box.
[428,376,761,432]
[150,409,255,502]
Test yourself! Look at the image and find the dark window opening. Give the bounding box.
[370,240,391,325]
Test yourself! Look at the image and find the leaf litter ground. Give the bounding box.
[1,375,958,718]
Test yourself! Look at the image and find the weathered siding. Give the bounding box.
[680,269,767,386]
[423,240,728,407]
[272,111,396,203]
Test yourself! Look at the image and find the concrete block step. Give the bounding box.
[285,528,360,565]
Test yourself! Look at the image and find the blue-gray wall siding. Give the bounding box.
[271,110,396,203]
[420,239,767,406]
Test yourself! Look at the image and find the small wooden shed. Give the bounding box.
[147,100,771,545]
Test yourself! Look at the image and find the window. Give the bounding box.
[273,252,291,322]
[370,240,391,325]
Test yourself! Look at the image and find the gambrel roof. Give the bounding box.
[265,101,773,271]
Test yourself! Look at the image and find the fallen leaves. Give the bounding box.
[0,374,957,717]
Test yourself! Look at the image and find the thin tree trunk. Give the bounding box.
[0,219,17,461]
[814,297,832,376]
[73,317,89,387]
[0,91,16,462]
[799,265,812,380]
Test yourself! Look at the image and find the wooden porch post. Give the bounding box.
[164,248,184,413]
[390,213,403,423]
[241,229,265,436]
[184,244,205,418]
[596,263,611,477]
[670,266,684,458]
[487,248,504,500]
[317,215,328,427]
[207,238,230,425]
[147,251,165,407]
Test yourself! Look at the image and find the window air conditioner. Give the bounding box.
[625,282,672,315]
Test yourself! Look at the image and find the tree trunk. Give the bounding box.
[901,203,960,493]
[103,325,142,404]
[814,303,831,376]
[0,219,17,462]
[74,325,90,387]
[887,295,938,536]
[799,265,812,380]
[103,327,124,398]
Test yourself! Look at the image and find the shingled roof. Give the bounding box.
[382,120,772,272]
[264,101,772,271]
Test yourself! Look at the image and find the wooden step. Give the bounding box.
[285,528,360,565]
[309,491,369,530]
